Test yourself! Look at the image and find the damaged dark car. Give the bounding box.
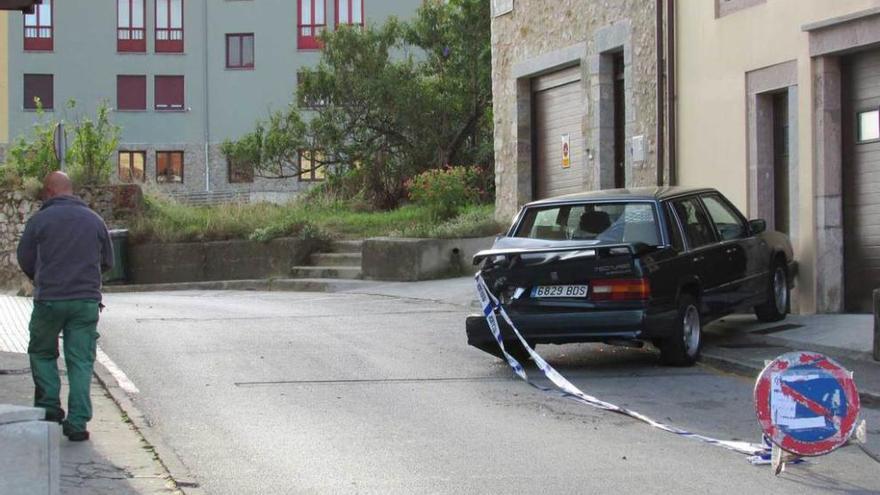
[467,187,796,366]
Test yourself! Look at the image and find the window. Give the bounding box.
[155,75,184,110]
[513,202,660,245]
[118,151,146,182]
[701,194,747,241]
[23,74,53,110]
[335,0,363,27]
[298,149,325,181]
[23,0,52,51]
[227,157,254,183]
[118,0,146,52]
[226,33,255,69]
[298,0,326,50]
[156,151,184,183]
[664,204,684,252]
[117,75,147,110]
[671,198,717,249]
[296,70,327,109]
[156,0,184,53]
[858,109,880,143]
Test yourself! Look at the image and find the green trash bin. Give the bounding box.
[103,229,128,284]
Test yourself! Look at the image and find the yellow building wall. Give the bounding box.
[0,10,8,145]
[676,0,880,314]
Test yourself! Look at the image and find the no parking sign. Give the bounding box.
[755,352,860,457]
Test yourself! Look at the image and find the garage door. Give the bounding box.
[844,50,880,312]
[533,65,584,199]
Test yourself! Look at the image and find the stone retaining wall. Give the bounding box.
[362,237,495,281]
[127,237,323,285]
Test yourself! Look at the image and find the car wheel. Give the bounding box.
[755,262,788,323]
[660,294,701,367]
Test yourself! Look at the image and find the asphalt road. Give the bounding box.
[97,284,880,494]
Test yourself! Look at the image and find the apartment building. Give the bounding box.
[677,0,880,314]
[1,0,422,201]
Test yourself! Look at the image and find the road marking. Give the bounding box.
[0,295,140,394]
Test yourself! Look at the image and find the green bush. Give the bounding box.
[406,166,480,220]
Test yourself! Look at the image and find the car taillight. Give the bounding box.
[590,278,651,301]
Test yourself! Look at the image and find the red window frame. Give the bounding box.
[23,0,53,51]
[226,33,255,69]
[23,74,53,110]
[334,0,364,27]
[297,0,326,50]
[154,75,185,111]
[155,0,184,53]
[156,151,184,183]
[117,75,147,111]
[118,0,146,52]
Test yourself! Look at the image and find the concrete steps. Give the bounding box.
[291,240,364,280]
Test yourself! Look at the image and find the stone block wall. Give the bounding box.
[491,0,662,220]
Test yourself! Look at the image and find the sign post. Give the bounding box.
[53,122,66,172]
[754,352,861,474]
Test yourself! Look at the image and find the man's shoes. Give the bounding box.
[62,422,90,442]
[64,430,90,442]
[44,408,65,424]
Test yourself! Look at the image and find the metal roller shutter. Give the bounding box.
[533,65,584,199]
[844,50,880,312]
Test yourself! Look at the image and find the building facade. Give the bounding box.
[1,0,421,202]
[491,0,675,222]
[677,0,880,314]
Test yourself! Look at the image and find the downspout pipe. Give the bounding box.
[655,0,665,186]
[203,0,210,192]
[667,0,677,185]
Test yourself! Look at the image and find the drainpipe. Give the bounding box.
[203,0,210,192]
[655,0,665,186]
[666,0,677,185]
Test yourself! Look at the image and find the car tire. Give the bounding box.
[755,262,788,323]
[660,294,701,367]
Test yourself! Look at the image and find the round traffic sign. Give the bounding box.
[755,352,860,456]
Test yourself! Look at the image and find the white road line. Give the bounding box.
[96,347,140,394]
[0,295,140,394]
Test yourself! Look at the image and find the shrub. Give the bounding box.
[406,166,480,220]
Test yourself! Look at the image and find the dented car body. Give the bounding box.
[467,187,796,366]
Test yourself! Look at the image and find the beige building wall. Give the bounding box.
[676,0,880,314]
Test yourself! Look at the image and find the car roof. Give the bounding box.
[524,186,717,207]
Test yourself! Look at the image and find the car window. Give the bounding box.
[701,195,746,241]
[515,202,660,245]
[671,198,717,249]
[664,204,684,252]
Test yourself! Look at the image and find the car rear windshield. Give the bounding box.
[514,202,661,245]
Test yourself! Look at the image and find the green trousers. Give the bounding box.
[28,299,100,433]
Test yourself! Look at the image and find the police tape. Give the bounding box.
[475,273,770,459]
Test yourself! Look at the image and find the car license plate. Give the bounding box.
[531,285,589,298]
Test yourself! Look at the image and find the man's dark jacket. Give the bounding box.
[16,195,114,301]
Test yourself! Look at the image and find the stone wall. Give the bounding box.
[0,185,144,292]
[362,237,495,281]
[491,0,663,221]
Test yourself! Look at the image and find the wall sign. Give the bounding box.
[561,134,571,169]
[492,0,513,17]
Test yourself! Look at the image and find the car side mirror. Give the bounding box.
[749,219,767,234]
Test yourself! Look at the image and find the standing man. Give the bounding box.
[16,171,114,442]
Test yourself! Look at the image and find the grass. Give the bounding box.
[128,195,504,243]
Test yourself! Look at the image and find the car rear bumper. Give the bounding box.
[466,306,677,353]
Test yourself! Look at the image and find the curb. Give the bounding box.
[700,350,880,408]
[103,278,377,294]
[92,360,206,495]
[752,334,876,364]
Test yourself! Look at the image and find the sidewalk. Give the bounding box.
[702,313,880,405]
[0,294,181,495]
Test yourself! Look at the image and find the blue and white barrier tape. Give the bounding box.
[475,273,769,458]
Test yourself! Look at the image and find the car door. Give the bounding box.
[670,196,729,315]
[700,193,770,307]
[699,193,754,308]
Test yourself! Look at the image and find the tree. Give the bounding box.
[224,0,492,209]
